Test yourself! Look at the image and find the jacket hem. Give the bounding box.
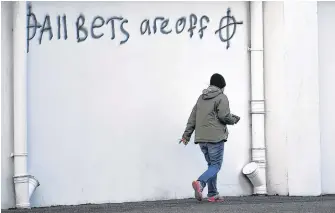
[194,139,227,144]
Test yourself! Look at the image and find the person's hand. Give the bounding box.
[232,115,240,124]
[179,138,189,146]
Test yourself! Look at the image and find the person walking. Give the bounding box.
[180,73,240,202]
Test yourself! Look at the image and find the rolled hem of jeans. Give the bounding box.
[197,180,206,188]
[207,192,219,197]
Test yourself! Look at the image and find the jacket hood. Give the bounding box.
[202,86,223,100]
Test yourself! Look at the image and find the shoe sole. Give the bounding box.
[208,198,224,202]
[192,181,203,201]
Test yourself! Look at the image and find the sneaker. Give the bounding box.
[207,194,223,202]
[192,181,203,201]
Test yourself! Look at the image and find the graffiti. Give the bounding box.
[139,14,210,39]
[27,5,129,52]
[215,8,243,49]
[27,4,243,53]
[57,15,68,40]
[75,15,129,43]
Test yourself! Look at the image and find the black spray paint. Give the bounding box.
[27,4,242,53]
[75,15,129,44]
[57,15,68,40]
[139,14,210,39]
[39,15,53,44]
[215,8,243,49]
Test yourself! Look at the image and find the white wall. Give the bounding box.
[2,1,333,209]
[1,1,15,209]
[264,1,288,195]
[318,2,335,195]
[283,2,321,196]
[264,1,322,196]
[26,2,251,207]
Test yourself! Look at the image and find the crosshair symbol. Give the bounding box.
[27,3,41,53]
[215,8,243,49]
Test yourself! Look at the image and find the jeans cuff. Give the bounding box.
[197,180,206,188]
[207,192,219,197]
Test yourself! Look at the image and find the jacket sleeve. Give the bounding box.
[182,104,197,141]
[217,94,238,125]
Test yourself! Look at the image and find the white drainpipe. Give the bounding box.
[12,1,39,208]
[243,1,267,195]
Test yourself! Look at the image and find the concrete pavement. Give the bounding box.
[3,195,335,213]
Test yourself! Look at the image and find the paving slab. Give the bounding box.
[3,195,335,213]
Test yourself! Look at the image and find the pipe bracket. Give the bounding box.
[248,47,264,51]
[251,147,267,163]
[250,100,266,114]
[251,147,266,150]
[10,153,28,158]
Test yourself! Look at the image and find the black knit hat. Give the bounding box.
[210,73,226,89]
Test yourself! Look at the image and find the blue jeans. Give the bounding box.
[197,142,224,197]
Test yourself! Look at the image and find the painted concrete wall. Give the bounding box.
[282,1,321,196]
[263,1,288,196]
[2,1,335,209]
[264,1,322,196]
[1,1,16,209]
[26,1,251,207]
[318,2,335,195]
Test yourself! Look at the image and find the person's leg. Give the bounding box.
[199,143,210,186]
[198,144,220,198]
[207,175,218,197]
[192,143,209,201]
[207,175,222,202]
[197,142,224,190]
[207,142,225,201]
